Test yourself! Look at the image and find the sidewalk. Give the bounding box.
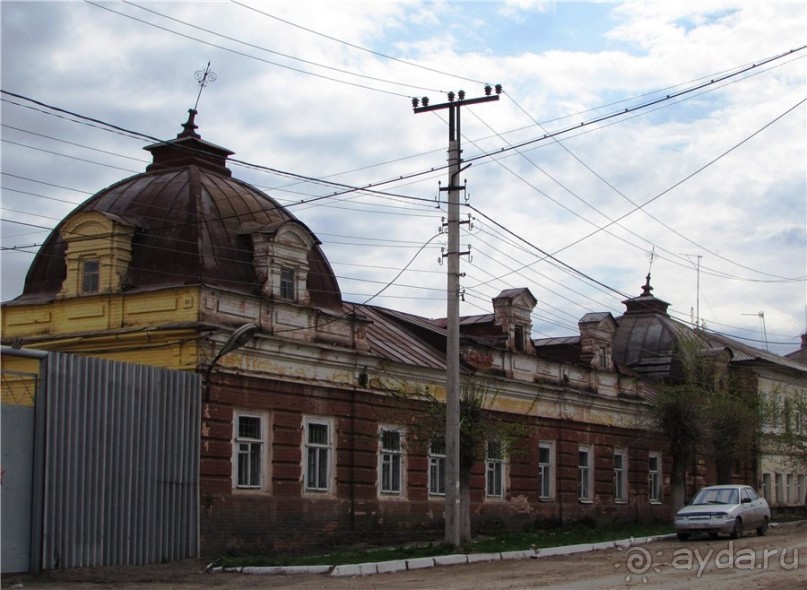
[210,532,679,578]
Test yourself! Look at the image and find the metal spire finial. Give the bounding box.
[193,61,217,111]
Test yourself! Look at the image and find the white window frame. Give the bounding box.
[486,440,505,498]
[648,451,662,503]
[428,437,446,496]
[81,258,101,294]
[578,445,593,502]
[775,473,784,505]
[614,448,628,503]
[787,473,796,504]
[233,412,268,491]
[538,441,555,500]
[304,417,333,493]
[379,426,405,496]
[280,266,296,301]
[762,472,772,503]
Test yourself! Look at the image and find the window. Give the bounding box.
[486,440,504,498]
[798,475,806,506]
[788,474,797,504]
[305,419,331,492]
[578,446,593,501]
[614,449,627,503]
[81,259,100,294]
[234,414,263,489]
[648,452,662,503]
[379,428,403,495]
[280,267,295,301]
[538,441,555,499]
[429,437,446,496]
[762,473,772,503]
[514,325,525,352]
[597,346,609,369]
[775,473,784,505]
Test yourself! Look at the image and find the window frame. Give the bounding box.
[81,258,101,295]
[578,445,594,502]
[613,448,628,503]
[304,417,333,494]
[648,451,662,503]
[485,440,505,498]
[232,412,268,491]
[538,441,555,500]
[514,325,525,352]
[428,437,446,497]
[378,426,405,497]
[280,266,296,301]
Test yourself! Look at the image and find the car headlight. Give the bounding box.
[711,513,731,520]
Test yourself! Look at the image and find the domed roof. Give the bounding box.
[612,274,701,382]
[18,110,342,310]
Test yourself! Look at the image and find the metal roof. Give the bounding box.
[15,113,342,310]
[344,303,447,370]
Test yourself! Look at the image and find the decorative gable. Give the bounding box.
[578,312,617,370]
[492,288,537,353]
[245,220,318,304]
[59,211,135,297]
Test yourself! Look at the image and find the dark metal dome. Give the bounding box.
[17,110,343,310]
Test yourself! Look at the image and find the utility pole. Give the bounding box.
[413,85,500,547]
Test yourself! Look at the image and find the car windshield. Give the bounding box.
[691,488,739,505]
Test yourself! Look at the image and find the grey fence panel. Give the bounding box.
[1,403,36,573]
[40,353,200,569]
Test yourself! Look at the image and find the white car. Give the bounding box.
[674,484,770,541]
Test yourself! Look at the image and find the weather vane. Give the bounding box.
[193,61,217,111]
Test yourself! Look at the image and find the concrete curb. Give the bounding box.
[206,531,701,577]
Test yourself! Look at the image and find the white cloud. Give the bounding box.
[1,1,804,354]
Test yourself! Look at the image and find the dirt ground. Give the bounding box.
[4,522,805,590]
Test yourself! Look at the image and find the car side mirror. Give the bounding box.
[741,497,751,504]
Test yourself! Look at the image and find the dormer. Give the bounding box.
[578,312,617,370]
[245,220,319,304]
[59,211,135,298]
[492,288,537,353]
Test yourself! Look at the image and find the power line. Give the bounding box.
[230,0,486,87]
[84,0,413,98]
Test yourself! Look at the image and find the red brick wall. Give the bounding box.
[200,374,674,556]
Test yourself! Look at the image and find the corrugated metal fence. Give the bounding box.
[22,351,200,571]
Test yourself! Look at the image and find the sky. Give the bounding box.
[1,1,805,356]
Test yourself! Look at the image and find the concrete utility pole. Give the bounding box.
[413,85,500,547]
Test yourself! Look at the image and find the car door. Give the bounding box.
[741,488,760,528]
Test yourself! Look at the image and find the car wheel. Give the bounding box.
[756,517,769,536]
[730,517,743,539]
[677,532,690,541]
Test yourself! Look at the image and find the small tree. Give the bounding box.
[652,384,703,510]
[384,374,534,544]
[759,388,807,476]
[652,341,761,508]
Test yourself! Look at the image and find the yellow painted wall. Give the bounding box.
[2,288,204,398]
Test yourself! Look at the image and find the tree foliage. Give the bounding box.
[380,374,535,543]
[653,342,761,508]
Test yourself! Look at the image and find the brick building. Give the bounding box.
[6,110,798,557]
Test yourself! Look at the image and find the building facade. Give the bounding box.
[5,110,799,557]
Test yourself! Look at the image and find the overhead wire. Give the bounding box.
[119,0,448,95]
[84,0,414,98]
[3,45,804,329]
[230,0,486,86]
